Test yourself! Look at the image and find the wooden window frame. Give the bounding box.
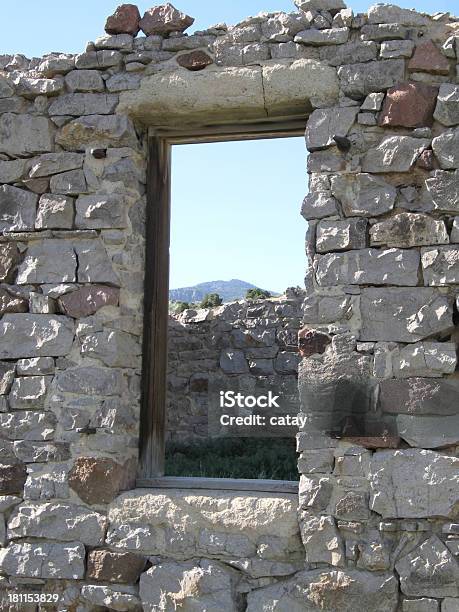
[138,120,306,493]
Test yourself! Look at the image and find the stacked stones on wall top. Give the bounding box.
[0,1,457,610]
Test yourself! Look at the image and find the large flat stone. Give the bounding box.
[0,314,74,358]
[80,329,140,367]
[29,152,83,178]
[107,489,301,560]
[338,59,405,98]
[58,285,119,318]
[0,541,85,579]
[330,173,396,217]
[48,93,118,116]
[421,246,459,285]
[55,366,123,396]
[368,4,430,26]
[370,213,449,248]
[118,60,339,124]
[316,218,367,252]
[8,502,107,545]
[397,414,459,448]
[16,239,77,284]
[56,114,138,151]
[395,536,459,597]
[370,449,459,518]
[0,185,38,233]
[315,248,420,286]
[0,113,54,156]
[0,411,56,441]
[360,288,453,342]
[246,568,398,612]
[391,344,457,379]
[362,136,430,173]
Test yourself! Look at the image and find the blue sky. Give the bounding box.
[2,1,456,292]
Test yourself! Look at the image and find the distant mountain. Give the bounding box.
[169,279,276,304]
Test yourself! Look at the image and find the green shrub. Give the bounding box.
[165,437,299,480]
[246,288,271,300]
[200,293,223,308]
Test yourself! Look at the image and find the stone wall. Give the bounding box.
[167,291,303,442]
[0,1,457,611]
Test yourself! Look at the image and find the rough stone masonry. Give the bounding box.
[0,1,457,610]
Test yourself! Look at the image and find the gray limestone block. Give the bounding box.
[55,366,123,396]
[75,193,128,229]
[65,69,105,92]
[0,185,38,233]
[74,238,120,285]
[16,239,77,284]
[300,512,344,566]
[81,585,140,611]
[370,449,459,518]
[13,440,70,463]
[397,414,459,448]
[29,152,83,178]
[80,329,141,367]
[140,559,239,612]
[421,245,459,285]
[360,288,453,342]
[0,113,54,156]
[0,411,56,440]
[370,213,449,248]
[48,93,118,116]
[392,343,457,378]
[316,218,367,252]
[0,541,85,579]
[305,106,357,151]
[8,502,108,545]
[432,129,459,169]
[395,535,459,598]
[49,168,87,195]
[0,314,74,359]
[362,136,430,173]
[338,59,405,97]
[301,191,339,220]
[220,349,249,374]
[35,194,74,229]
[380,40,415,59]
[422,171,459,214]
[0,159,27,183]
[330,173,396,217]
[8,376,53,410]
[295,27,349,46]
[367,3,431,25]
[434,83,459,126]
[315,248,420,286]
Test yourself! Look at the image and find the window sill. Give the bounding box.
[136,476,299,494]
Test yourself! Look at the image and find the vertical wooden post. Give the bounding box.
[139,136,171,479]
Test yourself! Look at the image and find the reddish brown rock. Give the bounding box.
[140,3,194,36]
[416,149,435,170]
[105,4,141,36]
[298,327,332,358]
[68,457,127,505]
[58,285,119,318]
[0,244,19,282]
[378,82,438,128]
[0,287,28,315]
[0,462,27,494]
[87,550,146,583]
[408,40,450,75]
[177,50,213,71]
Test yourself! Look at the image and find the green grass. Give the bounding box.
[165,437,299,480]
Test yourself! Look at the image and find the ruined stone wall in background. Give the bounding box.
[167,292,303,442]
[0,1,457,610]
